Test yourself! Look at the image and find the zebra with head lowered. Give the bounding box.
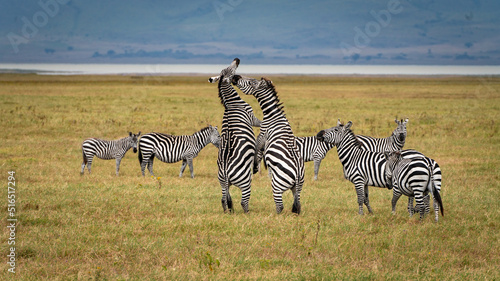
[81,132,141,176]
[316,120,392,215]
[138,126,220,177]
[384,150,444,222]
[357,118,409,152]
[209,58,262,213]
[232,75,305,214]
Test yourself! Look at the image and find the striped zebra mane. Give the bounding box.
[340,124,363,148]
[262,77,286,116]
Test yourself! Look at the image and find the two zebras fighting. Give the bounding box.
[81,58,444,221]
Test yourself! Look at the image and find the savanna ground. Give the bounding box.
[0,73,499,280]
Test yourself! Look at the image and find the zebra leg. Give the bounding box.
[363,185,373,214]
[313,159,321,181]
[291,185,302,215]
[86,156,94,174]
[115,158,121,176]
[407,197,415,216]
[187,158,195,178]
[147,156,155,176]
[392,191,402,215]
[240,183,251,213]
[407,197,415,217]
[179,159,188,177]
[220,181,233,213]
[81,151,87,175]
[272,186,284,214]
[354,182,366,215]
[424,193,431,214]
[414,192,426,220]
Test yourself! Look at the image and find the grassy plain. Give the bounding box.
[0,73,499,280]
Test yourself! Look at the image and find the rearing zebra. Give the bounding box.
[209,58,262,213]
[384,150,444,222]
[316,120,391,215]
[81,132,141,176]
[138,126,220,177]
[357,118,408,152]
[232,75,305,214]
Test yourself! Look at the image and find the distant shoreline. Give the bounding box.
[1,64,499,76]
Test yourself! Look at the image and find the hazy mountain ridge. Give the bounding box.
[1,0,499,64]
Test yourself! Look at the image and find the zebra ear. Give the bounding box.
[138,131,141,136]
[337,119,342,126]
[404,118,409,124]
[383,151,390,160]
[345,121,353,130]
[395,118,399,124]
[129,132,132,136]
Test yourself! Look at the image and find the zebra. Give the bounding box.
[357,118,409,152]
[384,150,444,222]
[395,149,442,216]
[316,120,392,215]
[81,132,141,176]
[232,75,305,215]
[209,58,262,213]
[138,126,220,177]
[255,135,335,181]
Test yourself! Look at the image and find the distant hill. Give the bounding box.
[1,0,499,64]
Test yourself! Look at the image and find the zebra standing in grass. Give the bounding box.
[81,132,141,176]
[232,75,305,214]
[316,120,392,215]
[138,126,220,177]
[384,150,444,222]
[357,118,409,152]
[209,58,262,213]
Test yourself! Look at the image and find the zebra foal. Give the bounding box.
[384,150,444,222]
[138,126,220,177]
[81,132,141,176]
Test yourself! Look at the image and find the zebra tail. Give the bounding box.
[138,144,143,165]
[431,179,444,216]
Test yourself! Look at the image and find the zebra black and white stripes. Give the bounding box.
[357,118,408,153]
[295,136,336,181]
[316,120,391,215]
[210,58,262,213]
[81,132,141,176]
[233,75,305,214]
[384,150,444,222]
[138,126,220,177]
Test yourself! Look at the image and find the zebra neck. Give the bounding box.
[192,132,210,147]
[336,137,362,165]
[116,137,131,149]
[219,83,243,108]
[255,95,285,122]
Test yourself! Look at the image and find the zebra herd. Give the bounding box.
[80,58,444,221]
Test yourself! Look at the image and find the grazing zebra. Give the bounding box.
[316,120,391,215]
[138,126,220,177]
[357,118,409,152]
[232,75,305,214]
[384,150,444,222]
[81,132,141,176]
[209,58,262,213]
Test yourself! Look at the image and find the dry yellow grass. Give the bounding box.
[0,74,499,280]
